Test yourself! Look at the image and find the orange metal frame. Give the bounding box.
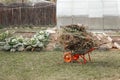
[63,48,95,64]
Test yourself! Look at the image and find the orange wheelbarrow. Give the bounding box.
[63,48,95,64]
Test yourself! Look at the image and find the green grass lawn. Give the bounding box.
[0,50,120,80]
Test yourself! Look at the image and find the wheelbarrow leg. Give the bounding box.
[83,55,87,64]
[88,53,91,61]
[79,55,87,64]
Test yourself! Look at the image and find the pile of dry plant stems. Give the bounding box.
[59,24,98,54]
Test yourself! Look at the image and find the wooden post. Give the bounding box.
[51,0,56,3]
[22,0,24,3]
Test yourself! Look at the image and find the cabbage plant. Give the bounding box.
[3,30,50,52]
[3,37,24,52]
[0,31,11,42]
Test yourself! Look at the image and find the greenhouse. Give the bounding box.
[57,0,120,30]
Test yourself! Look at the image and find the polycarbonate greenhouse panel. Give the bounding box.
[103,0,118,16]
[57,0,120,30]
[118,0,120,15]
[72,0,88,16]
[88,0,103,18]
[57,0,120,17]
[57,0,72,16]
[88,0,103,29]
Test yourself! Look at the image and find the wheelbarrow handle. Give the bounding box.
[94,42,109,49]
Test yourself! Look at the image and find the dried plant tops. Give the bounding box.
[59,24,97,54]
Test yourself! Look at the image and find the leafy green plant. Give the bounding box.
[0,31,11,42]
[25,30,50,51]
[3,30,50,52]
[33,31,50,47]
[0,25,4,29]
[3,37,24,52]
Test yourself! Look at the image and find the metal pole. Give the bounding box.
[71,0,74,24]
[101,0,104,30]
[116,0,119,30]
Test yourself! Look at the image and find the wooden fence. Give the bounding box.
[0,2,56,26]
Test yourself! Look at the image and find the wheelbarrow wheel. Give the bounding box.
[64,52,72,63]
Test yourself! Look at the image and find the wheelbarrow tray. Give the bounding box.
[72,47,95,55]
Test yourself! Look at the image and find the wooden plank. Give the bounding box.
[110,49,120,51]
[113,42,120,49]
